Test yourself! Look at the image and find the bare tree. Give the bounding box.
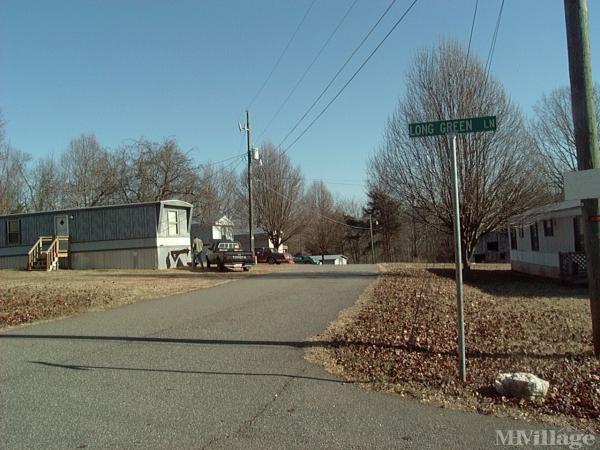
[369,40,549,268]
[0,115,30,213]
[0,146,30,214]
[531,85,600,193]
[364,188,402,262]
[60,134,118,207]
[303,180,342,261]
[115,138,200,204]
[24,155,61,211]
[194,163,243,224]
[252,143,306,249]
[336,198,369,263]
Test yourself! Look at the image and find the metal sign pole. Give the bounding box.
[450,134,466,382]
[408,115,496,382]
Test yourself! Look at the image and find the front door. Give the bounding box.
[54,215,69,237]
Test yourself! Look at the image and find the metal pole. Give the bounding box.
[564,0,600,357]
[450,135,466,382]
[369,214,375,264]
[246,110,255,261]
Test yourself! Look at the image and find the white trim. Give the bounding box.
[510,250,559,268]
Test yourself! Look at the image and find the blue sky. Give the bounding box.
[1,0,599,202]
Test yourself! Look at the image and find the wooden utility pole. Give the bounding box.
[245,110,255,259]
[564,0,600,356]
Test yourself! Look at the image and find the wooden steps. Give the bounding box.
[27,236,69,271]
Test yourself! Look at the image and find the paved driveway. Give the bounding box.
[1,265,549,449]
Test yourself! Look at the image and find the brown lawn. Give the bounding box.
[0,264,283,329]
[308,263,600,432]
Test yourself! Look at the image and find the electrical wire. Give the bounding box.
[255,0,360,143]
[247,0,318,109]
[254,178,370,230]
[281,0,421,155]
[199,153,246,170]
[275,0,403,150]
[484,0,505,82]
[462,0,478,78]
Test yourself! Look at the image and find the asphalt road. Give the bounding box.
[1,264,556,449]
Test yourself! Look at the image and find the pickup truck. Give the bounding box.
[204,240,255,271]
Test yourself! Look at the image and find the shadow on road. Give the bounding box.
[1,334,588,360]
[30,360,355,384]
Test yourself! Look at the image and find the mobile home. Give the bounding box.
[508,200,585,281]
[0,200,193,270]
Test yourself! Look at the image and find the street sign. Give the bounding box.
[408,115,497,138]
[564,168,600,200]
[408,114,498,383]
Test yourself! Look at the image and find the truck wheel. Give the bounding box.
[267,257,275,264]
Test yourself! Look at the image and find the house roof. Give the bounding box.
[322,254,348,260]
[233,227,268,235]
[508,199,581,224]
[0,199,192,219]
[215,216,234,226]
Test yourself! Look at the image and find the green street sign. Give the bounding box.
[408,115,497,138]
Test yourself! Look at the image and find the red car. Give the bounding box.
[255,248,294,264]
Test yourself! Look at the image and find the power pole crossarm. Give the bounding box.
[564,0,600,356]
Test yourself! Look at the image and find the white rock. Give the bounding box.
[494,372,549,399]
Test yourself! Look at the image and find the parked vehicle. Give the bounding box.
[204,240,254,271]
[293,255,321,265]
[255,248,294,264]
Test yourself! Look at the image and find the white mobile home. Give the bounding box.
[321,255,348,265]
[190,216,234,245]
[0,200,193,270]
[508,200,585,281]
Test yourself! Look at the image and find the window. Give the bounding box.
[530,222,539,252]
[543,219,554,237]
[7,219,20,245]
[510,226,518,250]
[486,241,499,252]
[574,217,584,252]
[167,210,178,236]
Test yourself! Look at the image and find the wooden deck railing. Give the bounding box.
[27,236,53,270]
[27,235,70,271]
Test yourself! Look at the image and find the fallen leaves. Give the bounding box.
[324,266,600,432]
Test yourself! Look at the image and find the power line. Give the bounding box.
[254,178,370,230]
[199,153,246,170]
[462,0,479,78]
[275,0,403,150]
[484,0,505,81]
[255,0,360,143]
[281,0,421,155]
[247,0,318,109]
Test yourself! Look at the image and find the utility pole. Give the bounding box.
[369,214,375,264]
[245,110,256,261]
[564,0,600,356]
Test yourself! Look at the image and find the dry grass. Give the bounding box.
[309,263,600,432]
[0,264,284,329]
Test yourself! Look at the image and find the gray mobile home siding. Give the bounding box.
[0,201,193,269]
